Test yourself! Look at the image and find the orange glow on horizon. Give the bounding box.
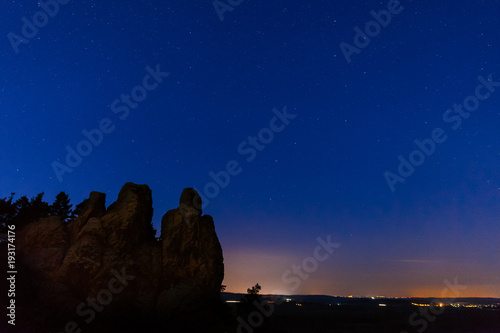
[222,248,500,299]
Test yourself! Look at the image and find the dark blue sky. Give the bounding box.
[1,0,499,296]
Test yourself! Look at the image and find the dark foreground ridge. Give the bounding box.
[1,183,228,333]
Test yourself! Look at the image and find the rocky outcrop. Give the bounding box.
[158,188,224,318]
[10,183,225,333]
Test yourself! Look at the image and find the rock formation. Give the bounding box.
[6,183,226,333]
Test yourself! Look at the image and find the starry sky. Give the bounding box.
[1,1,500,297]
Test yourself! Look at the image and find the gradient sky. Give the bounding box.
[1,1,500,297]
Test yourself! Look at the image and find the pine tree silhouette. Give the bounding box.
[51,191,73,222]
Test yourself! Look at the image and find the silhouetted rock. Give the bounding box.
[157,187,224,324]
[80,191,107,219]
[9,183,226,333]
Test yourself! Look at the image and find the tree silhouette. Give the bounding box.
[72,198,89,219]
[0,191,78,239]
[0,194,16,241]
[242,283,262,304]
[14,193,51,229]
[247,283,261,296]
[237,283,270,331]
[51,191,73,221]
[0,193,53,232]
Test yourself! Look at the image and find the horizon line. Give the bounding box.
[222,291,500,299]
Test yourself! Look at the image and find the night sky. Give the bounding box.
[1,1,500,297]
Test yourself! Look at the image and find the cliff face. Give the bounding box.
[158,188,224,315]
[13,183,225,332]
